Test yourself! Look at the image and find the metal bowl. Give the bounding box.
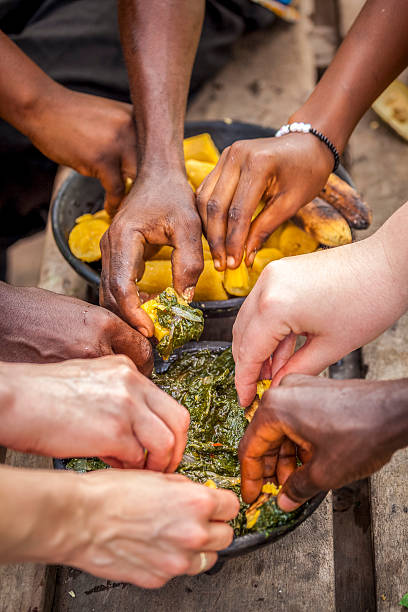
[51,120,354,319]
[53,340,326,561]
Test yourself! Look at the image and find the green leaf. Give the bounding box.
[399,593,408,608]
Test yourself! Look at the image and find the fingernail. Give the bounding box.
[182,286,195,302]
[214,259,221,270]
[278,493,300,513]
[227,256,235,268]
[140,327,150,337]
[247,251,256,267]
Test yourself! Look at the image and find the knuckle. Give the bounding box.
[182,525,209,550]
[228,207,242,223]
[257,287,275,315]
[114,354,136,374]
[206,199,221,217]
[186,489,214,516]
[165,554,190,576]
[161,430,176,456]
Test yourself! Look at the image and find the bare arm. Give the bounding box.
[0,465,238,585]
[197,0,408,267]
[100,1,206,333]
[0,30,138,210]
[290,0,408,151]
[117,0,205,171]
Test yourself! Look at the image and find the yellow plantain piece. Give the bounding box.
[125,176,133,194]
[223,258,251,297]
[294,198,352,247]
[194,260,228,301]
[319,173,372,230]
[263,222,287,249]
[262,481,281,495]
[279,221,319,256]
[204,479,218,489]
[68,218,110,262]
[185,159,216,190]
[257,379,272,399]
[252,248,284,276]
[137,260,173,294]
[149,246,173,261]
[183,132,220,163]
[372,79,408,142]
[245,493,270,529]
[140,296,170,342]
[245,379,272,422]
[251,201,265,221]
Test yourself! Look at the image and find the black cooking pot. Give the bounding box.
[51,120,354,334]
[53,341,326,562]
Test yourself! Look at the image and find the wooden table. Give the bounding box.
[1,1,407,609]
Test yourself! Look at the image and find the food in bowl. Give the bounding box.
[141,288,204,359]
[66,347,300,536]
[67,133,371,301]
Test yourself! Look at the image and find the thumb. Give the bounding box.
[277,461,323,512]
[272,335,340,386]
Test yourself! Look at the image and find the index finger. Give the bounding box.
[233,309,281,406]
[238,414,286,503]
[101,225,154,335]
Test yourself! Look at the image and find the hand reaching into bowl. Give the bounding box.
[233,202,408,408]
[239,375,408,510]
[0,32,137,214]
[99,169,204,335]
[0,283,153,376]
[0,468,238,585]
[196,134,333,270]
[0,355,189,472]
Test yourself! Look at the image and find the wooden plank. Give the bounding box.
[52,496,335,612]
[337,4,408,607]
[363,313,408,612]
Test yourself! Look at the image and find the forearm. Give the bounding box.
[0,465,84,564]
[290,0,408,153]
[118,0,205,170]
[0,31,59,138]
[378,379,408,453]
[0,284,56,362]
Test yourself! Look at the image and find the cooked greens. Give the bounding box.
[153,348,298,535]
[65,347,298,536]
[141,288,204,359]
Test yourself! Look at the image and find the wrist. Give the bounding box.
[289,99,352,157]
[0,467,87,565]
[13,78,64,141]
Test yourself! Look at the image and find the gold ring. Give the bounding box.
[199,552,208,573]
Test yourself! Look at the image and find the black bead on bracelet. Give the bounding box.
[274,122,340,172]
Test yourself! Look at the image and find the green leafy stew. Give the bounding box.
[66,348,299,536]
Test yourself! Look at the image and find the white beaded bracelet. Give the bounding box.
[274,122,340,172]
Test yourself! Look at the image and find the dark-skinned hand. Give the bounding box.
[27,86,137,213]
[239,375,406,512]
[0,285,153,376]
[196,134,332,270]
[100,168,204,335]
